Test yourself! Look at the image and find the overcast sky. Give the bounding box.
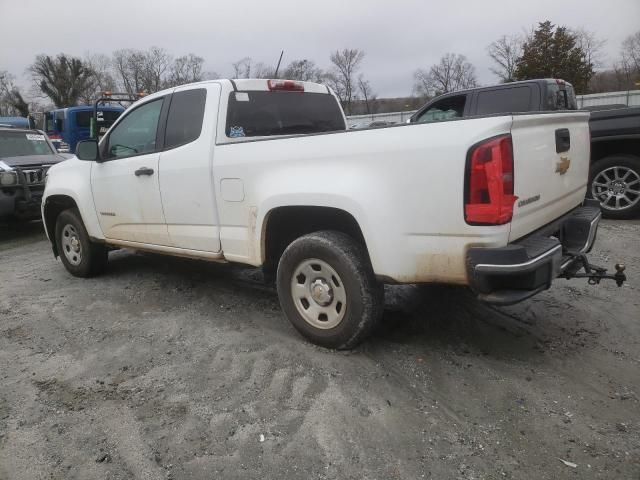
[1,0,638,98]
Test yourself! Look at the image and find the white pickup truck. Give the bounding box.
[42,79,625,349]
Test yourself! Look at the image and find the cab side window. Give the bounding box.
[476,86,532,115]
[164,89,207,149]
[106,99,163,159]
[416,95,466,123]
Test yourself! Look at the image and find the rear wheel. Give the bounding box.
[55,208,107,277]
[276,230,383,350]
[589,155,640,219]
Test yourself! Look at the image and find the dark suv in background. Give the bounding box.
[0,127,66,220]
[410,79,640,219]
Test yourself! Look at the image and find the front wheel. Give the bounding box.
[55,208,107,277]
[589,155,640,219]
[276,231,384,350]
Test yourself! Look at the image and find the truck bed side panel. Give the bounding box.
[213,117,517,283]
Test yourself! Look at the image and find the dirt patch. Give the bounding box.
[0,219,639,479]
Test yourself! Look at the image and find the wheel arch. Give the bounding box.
[261,205,370,273]
[43,194,80,256]
[591,138,640,164]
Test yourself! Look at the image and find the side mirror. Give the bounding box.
[76,139,100,161]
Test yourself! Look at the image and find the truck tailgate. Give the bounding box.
[509,112,591,242]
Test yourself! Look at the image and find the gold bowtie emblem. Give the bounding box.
[556,156,571,175]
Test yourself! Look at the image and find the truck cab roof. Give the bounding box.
[103,79,346,145]
[410,78,577,124]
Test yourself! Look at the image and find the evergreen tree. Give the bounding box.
[514,21,594,93]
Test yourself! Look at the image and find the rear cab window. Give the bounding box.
[545,81,577,110]
[475,86,533,115]
[225,91,345,138]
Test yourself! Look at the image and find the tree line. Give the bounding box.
[1,21,639,118]
[0,47,374,116]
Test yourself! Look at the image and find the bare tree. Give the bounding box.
[30,54,95,107]
[81,53,116,103]
[329,48,365,113]
[113,49,148,96]
[141,46,172,92]
[487,35,522,82]
[589,66,631,93]
[570,28,607,93]
[0,71,30,116]
[572,28,606,70]
[282,59,324,82]
[357,75,376,114]
[253,62,276,79]
[231,57,274,79]
[621,30,640,74]
[232,57,252,78]
[202,70,220,81]
[321,72,344,99]
[112,47,172,95]
[414,53,477,97]
[168,53,206,86]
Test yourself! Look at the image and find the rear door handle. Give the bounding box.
[555,128,570,153]
[134,167,154,177]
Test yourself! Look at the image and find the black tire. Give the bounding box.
[276,230,383,350]
[55,208,107,277]
[588,155,640,220]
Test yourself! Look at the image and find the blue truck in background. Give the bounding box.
[43,105,124,153]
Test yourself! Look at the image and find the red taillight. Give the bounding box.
[464,134,517,225]
[48,134,61,140]
[267,79,304,92]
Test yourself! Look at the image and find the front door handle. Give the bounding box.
[134,167,154,177]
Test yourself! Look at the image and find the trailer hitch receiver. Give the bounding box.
[561,254,627,287]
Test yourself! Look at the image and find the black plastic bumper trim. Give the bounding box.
[467,202,601,304]
[475,244,562,273]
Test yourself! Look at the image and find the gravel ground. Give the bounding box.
[0,219,638,480]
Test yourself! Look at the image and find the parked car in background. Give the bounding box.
[41,78,624,349]
[409,79,577,124]
[588,105,640,219]
[0,116,37,129]
[0,126,66,220]
[409,79,640,219]
[43,105,124,153]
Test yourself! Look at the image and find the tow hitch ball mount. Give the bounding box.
[561,253,627,287]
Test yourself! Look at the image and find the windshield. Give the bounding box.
[0,130,54,158]
[225,91,345,138]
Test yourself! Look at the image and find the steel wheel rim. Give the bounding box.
[592,166,640,211]
[61,224,82,266]
[291,258,347,330]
